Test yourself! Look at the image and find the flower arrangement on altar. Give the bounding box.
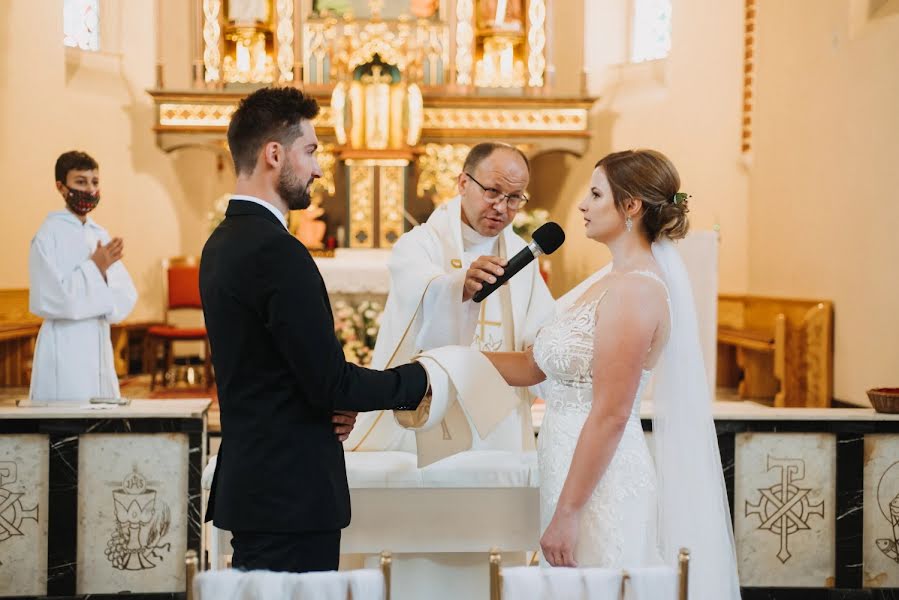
[512,208,550,241]
[333,299,383,366]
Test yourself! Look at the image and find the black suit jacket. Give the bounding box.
[201,200,427,533]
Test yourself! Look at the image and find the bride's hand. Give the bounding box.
[540,509,579,567]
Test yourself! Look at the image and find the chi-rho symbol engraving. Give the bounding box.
[745,456,824,563]
[0,462,39,566]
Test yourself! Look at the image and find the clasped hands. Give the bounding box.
[332,410,357,442]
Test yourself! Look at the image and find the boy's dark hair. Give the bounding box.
[55,151,99,183]
[227,87,320,176]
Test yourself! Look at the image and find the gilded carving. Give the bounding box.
[417,144,470,203]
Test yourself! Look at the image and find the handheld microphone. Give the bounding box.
[473,222,565,303]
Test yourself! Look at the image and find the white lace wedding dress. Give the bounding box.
[532,272,667,567]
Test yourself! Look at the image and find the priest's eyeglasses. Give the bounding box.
[464,173,529,209]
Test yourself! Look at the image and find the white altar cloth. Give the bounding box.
[314,248,392,295]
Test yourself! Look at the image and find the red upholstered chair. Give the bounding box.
[144,256,213,390]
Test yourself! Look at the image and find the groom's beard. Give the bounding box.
[278,163,312,211]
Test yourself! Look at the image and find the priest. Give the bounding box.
[345,142,555,458]
[28,151,137,403]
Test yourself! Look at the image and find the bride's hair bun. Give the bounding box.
[594,149,690,242]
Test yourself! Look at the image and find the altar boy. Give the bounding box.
[28,151,137,402]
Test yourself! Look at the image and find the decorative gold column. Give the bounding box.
[378,161,409,247]
[346,160,376,248]
[455,0,475,85]
[527,0,546,87]
[203,0,222,84]
[276,0,295,82]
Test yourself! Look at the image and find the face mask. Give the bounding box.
[65,188,100,215]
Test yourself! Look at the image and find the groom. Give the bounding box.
[200,87,429,573]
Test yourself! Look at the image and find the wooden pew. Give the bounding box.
[717,295,833,408]
[0,289,40,386]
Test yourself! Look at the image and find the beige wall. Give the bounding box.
[541,0,749,297]
[749,0,899,405]
[0,0,231,321]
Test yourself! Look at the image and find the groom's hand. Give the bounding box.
[332,411,357,442]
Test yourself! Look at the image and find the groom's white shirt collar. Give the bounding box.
[231,194,288,229]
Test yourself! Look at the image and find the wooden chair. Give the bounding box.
[143,257,213,390]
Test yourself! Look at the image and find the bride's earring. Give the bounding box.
[625,216,633,232]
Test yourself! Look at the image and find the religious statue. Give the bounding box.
[477,0,524,31]
[361,65,393,149]
[292,202,328,249]
[333,57,424,150]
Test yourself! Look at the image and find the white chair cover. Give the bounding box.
[624,566,677,600]
[501,566,545,600]
[580,568,622,598]
[501,565,676,600]
[194,568,385,600]
[542,567,585,599]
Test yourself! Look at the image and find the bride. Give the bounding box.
[484,149,740,599]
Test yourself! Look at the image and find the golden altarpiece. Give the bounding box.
[149,0,595,249]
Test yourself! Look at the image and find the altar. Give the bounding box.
[201,402,899,599]
[0,399,209,598]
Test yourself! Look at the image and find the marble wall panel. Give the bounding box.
[734,432,836,587]
[0,434,48,597]
[77,433,188,594]
[863,434,899,587]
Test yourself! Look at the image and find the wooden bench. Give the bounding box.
[0,289,40,386]
[717,295,833,408]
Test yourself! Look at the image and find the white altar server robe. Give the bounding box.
[28,210,137,402]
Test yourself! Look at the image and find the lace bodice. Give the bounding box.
[533,276,664,420]
[533,271,668,568]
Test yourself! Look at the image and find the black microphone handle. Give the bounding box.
[472,246,536,303]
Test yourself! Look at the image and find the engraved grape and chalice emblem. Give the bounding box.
[875,461,899,564]
[105,468,172,570]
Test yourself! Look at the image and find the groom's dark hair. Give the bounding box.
[227,87,320,176]
[462,142,530,175]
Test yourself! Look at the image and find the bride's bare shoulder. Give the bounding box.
[598,273,669,317]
